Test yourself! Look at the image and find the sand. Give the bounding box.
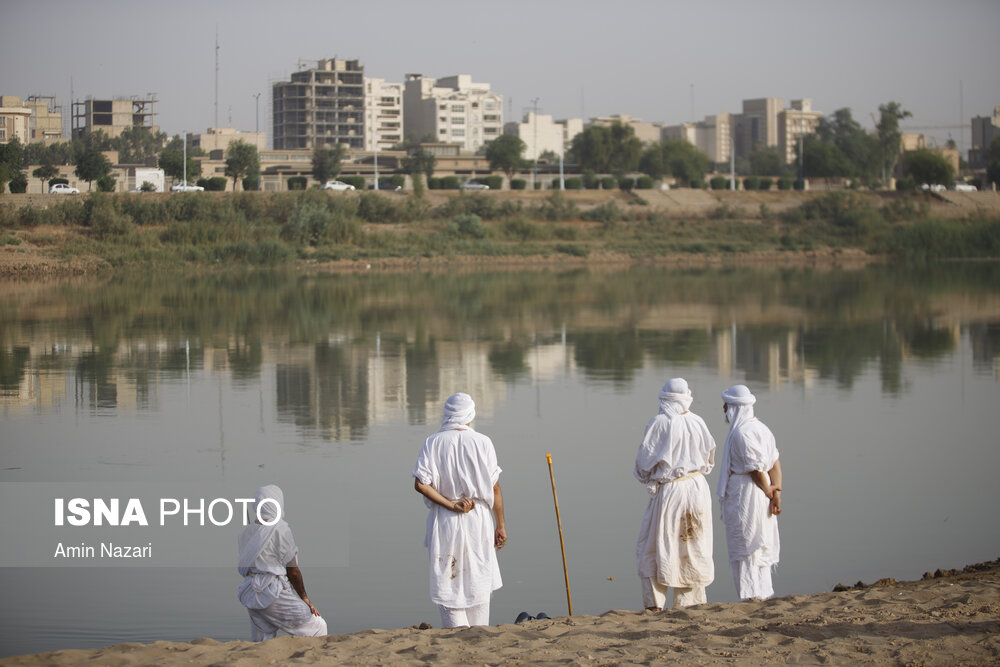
[3,561,998,666]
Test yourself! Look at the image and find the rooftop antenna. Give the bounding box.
[215,25,220,129]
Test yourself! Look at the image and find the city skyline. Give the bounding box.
[2,0,998,150]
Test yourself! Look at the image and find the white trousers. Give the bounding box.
[245,578,328,641]
[731,557,774,601]
[641,577,706,610]
[438,601,490,628]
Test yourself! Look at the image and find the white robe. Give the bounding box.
[719,415,780,568]
[413,426,502,608]
[634,398,716,589]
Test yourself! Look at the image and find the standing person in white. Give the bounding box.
[634,378,717,610]
[413,392,507,627]
[717,384,783,601]
[237,484,328,641]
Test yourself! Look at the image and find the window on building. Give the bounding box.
[439,104,448,110]
[452,117,465,124]
[452,129,465,137]
[451,105,464,112]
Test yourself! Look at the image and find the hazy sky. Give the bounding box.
[2,0,998,149]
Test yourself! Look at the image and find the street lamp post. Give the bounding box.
[253,93,261,191]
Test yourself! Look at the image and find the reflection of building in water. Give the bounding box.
[968,323,1000,380]
[706,326,814,390]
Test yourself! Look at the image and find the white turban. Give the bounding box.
[238,484,288,576]
[441,392,476,430]
[718,386,758,502]
[658,377,694,415]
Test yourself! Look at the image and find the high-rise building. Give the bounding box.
[970,106,1000,169]
[0,96,31,144]
[403,74,503,153]
[732,98,782,159]
[25,96,63,141]
[503,112,582,159]
[272,58,365,151]
[363,78,403,152]
[778,99,822,164]
[589,114,662,145]
[663,112,733,164]
[71,96,157,140]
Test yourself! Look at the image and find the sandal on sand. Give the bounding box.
[515,611,534,624]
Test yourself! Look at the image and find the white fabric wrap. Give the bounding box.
[634,381,716,588]
[440,392,476,431]
[719,408,781,568]
[413,425,503,608]
[237,485,299,610]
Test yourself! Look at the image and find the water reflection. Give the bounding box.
[2,265,999,429]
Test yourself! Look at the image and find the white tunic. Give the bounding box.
[634,398,716,588]
[720,416,780,567]
[413,426,502,608]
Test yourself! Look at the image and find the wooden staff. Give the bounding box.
[546,453,573,616]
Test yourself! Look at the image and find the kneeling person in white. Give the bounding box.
[413,392,506,627]
[634,378,716,610]
[237,484,327,641]
[717,385,783,601]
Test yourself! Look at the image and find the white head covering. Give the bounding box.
[237,484,288,576]
[717,385,757,502]
[441,392,476,430]
[658,377,694,416]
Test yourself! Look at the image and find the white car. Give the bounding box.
[321,180,356,191]
[170,182,205,192]
[49,183,79,194]
[952,182,977,192]
[460,181,489,190]
[920,183,946,192]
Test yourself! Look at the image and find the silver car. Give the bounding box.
[49,183,80,194]
[322,180,356,191]
[460,181,489,190]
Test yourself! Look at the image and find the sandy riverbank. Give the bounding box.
[3,560,997,666]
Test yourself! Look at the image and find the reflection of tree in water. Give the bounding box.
[969,324,1000,374]
[488,341,530,380]
[0,347,30,394]
[572,331,644,385]
[406,333,438,426]
[228,339,263,385]
[75,349,117,409]
[640,330,713,365]
[314,341,369,440]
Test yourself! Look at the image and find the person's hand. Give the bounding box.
[768,489,782,516]
[303,597,320,616]
[495,526,508,550]
[452,498,475,513]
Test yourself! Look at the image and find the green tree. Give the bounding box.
[903,149,955,186]
[815,108,880,181]
[0,137,24,193]
[798,135,854,178]
[985,136,1000,188]
[640,139,711,185]
[749,147,788,176]
[312,144,345,184]
[402,148,437,193]
[569,122,641,176]
[876,101,912,183]
[74,146,112,191]
[485,134,527,181]
[224,140,259,191]
[159,136,202,182]
[32,163,60,192]
[112,126,166,164]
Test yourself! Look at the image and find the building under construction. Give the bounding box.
[72,95,158,140]
[272,58,365,151]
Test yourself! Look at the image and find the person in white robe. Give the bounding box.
[717,384,783,601]
[413,392,506,628]
[237,484,327,641]
[634,378,716,610]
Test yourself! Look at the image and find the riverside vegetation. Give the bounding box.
[1,189,998,272]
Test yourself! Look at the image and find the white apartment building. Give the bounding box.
[778,99,822,164]
[363,78,403,152]
[503,112,583,159]
[189,127,267,154]
[589,114,662,145]
[0,96,31,143]
[403,74,503,153]
[662,111,732,164]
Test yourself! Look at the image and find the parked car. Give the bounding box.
[952,182,977,192]
[170,182,205,192]
[369,181,401,191]
[49,183,79,194]
[460,181,489,190]
[321,180,356,191]
[920,183,946,192]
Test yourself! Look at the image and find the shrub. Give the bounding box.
[482,175,503,190]
[85,194,135,238]
[710,176,728,190]
[388,174,406,188]
[582,201,623,225]
[341,176,366,190]
[8,172,28,193]
[895,177,917,191]
[531,193,579,221]
[600,176,617,190]
[618,177,635,192]
[759,178,773,191]
[582,171,599,190]
[139,181,157,193]
[96,174,116,192]
[777,177,794,190]
[563,177,583,190]
[503,216,547,241]
[635,176,654,189]
[242,176,260,191]
[439,176,460,190]
[287,177,307,191]
[427,177,440,190]
[689,179,704,189]
[447,213,486,238]
[743,176,760,191]
[510,178,527,190]
[199,177,228,191]
[555,243,588,257]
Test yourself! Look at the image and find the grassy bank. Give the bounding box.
[0,189,997,273]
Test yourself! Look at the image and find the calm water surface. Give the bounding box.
[1,264,998,657]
